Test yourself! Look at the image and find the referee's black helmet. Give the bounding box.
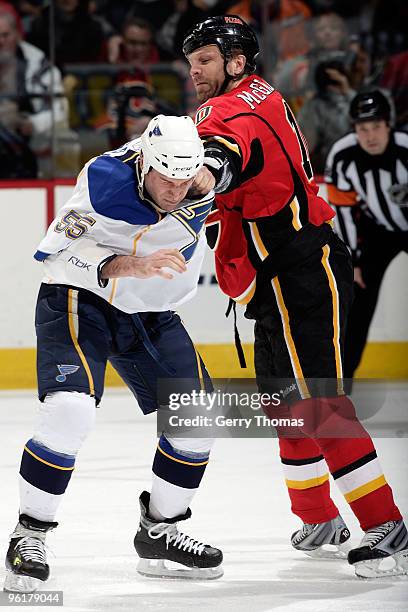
[350,90,391,124]
[182,15,259,73]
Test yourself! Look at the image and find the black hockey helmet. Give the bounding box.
[349,90,391,124]
[182,15,259,74]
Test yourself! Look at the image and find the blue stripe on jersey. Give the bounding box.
[34,250,50,261]
[87,156,159,225]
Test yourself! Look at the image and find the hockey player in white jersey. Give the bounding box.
[4,115,223,593]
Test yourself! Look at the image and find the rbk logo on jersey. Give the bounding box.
[56,364,80,383]
[68,256,91,270]
[195,106,212,126]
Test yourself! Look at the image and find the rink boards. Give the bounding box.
[0,180,407,388]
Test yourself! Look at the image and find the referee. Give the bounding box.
[325,89,408,379]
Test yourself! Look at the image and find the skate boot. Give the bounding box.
[348,519,408,578]
[291,514,351,559]
[134,491,223,580]
[4,514,58,593]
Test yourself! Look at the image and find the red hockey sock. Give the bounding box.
[291,395,402,530]
[279,436,339,524]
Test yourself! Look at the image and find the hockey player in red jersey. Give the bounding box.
[183,15,408,578]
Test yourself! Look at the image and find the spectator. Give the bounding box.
[156,1,207,60]
[268,0,312,64]
[347,37,371,91]
[297,51,355,173]
[0,1,23,35]
[172,1,252,59]
[380,51,408,129]
[95,77,175,148]
[207,0,253,21]
[273,11,349,110]
[87,0,115,39]
[125,0,173,31]
[311,11,348,53]
[107,17,160,70]
[371,0,408,60]
[0,10,68,177]
[15,1,43,20]
[307,0,371,19]
[10,1,48,35]
[100,14,178,146]
[126,0,243,30]
[28,0,105,67]
[87,0,136,33]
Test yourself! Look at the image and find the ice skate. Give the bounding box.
[4,514,57,593]
[291,514,351,559]
[348,519,408,578]
[134,491,223,580]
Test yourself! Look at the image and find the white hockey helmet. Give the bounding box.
[140,114,204,183]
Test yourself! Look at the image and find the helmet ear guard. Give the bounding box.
[140,115,204,186]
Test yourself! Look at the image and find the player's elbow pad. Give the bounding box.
[44,240,116,289]
[204,143,240,194]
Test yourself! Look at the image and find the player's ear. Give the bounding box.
[226,53,247,77]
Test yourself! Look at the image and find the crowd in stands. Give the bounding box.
[0,0,406,178]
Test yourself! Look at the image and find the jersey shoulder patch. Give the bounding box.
[195,105,213,126]
[87,156,158,225]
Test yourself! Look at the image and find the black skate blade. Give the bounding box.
[354,550,408,579]
[137,558,223,580]
[3,571,44,593]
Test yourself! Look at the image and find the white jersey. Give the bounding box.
[35,139,214,313]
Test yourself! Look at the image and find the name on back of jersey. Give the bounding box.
[236,79,275,110]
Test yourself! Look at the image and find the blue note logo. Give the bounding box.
[150,125,162,137]
[56,364,80,383]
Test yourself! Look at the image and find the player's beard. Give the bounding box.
[195,81,221,104]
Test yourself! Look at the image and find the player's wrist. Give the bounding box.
[99,254,122,280]
[100,255,148,279]
[98,255,118,286]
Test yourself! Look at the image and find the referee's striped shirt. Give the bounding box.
[324,130,408,254]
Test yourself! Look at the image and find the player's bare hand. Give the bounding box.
[325,68,351,94]
[354,267,366,289]
[190,166,215,195]
[101,250,187,280]
[107,35,122,63]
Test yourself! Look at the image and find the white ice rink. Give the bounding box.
[0,389,407,612]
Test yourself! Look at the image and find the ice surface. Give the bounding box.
[0,389,407,612]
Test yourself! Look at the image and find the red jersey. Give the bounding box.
[196,75,335,303]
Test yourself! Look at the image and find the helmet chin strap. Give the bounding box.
[217,54,246,96]
[218,64,232,95]
[138,157,163,213]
